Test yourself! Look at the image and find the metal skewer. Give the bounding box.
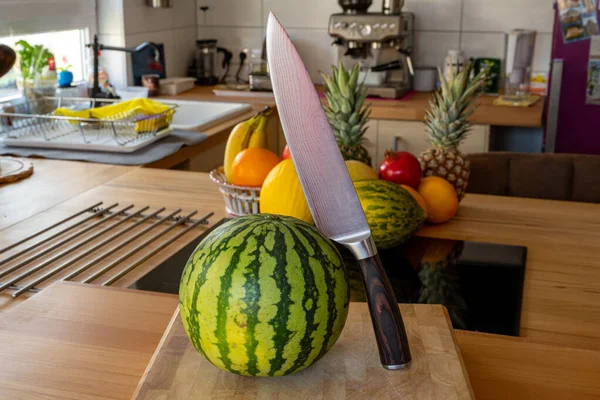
[82,210,198,283]
[0,202,103,255]
[102,212,211,286]
[11,206,153,297]
[0,203,114,267]
[63,208,181,282]
[0,204,134,292]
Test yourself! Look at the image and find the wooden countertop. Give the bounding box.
[0,159,599,398]
[165,86,545,128]
[1,158,599,348]
[0,281,598,400]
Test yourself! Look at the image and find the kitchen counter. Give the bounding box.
[0,159,599,398]
[0,281,598,400]
[1,158,599,348]
[166,86,545,128]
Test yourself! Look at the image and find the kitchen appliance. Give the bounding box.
[266,14,410,369]
[505,30,537,95]
[192,39,232,86]
[328,0,414,98]
[546,2,600,154]
[131,220,527,337]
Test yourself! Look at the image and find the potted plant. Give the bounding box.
[58,56,73,87]
[14,40,54,97]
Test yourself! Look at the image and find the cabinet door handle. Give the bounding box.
[393,136,403,152]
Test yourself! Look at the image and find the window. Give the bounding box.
[0,29,88,98]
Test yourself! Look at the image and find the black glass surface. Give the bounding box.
[130,219,527,336]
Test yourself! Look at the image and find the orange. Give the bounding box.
[400,184,428,216]
[417,177,459,224]
[230,148,280,187]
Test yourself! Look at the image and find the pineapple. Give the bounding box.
[322,63,372,166]
[419,63,485,200]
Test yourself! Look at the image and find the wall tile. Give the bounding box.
[462,0,555,33]
[197,26,265,80]
[171,27,198,77]
[461,32,506,60]
[197,26,264,52]
[196,0,262,27]
[123,1,174,34]
[404,0,463,31]
[285,29,338,83]
[262,0,339,29]
[172,0,198,29]
[413,31,460,68]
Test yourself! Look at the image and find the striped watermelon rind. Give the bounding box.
[179,214,350,377]
[355,179,427,249]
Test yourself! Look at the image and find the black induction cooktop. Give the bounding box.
[130,219,527,336]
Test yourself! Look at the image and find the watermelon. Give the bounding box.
[354,179,427,249]
[179,214,349,377]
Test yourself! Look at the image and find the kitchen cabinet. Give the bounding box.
[370,120,490,169]
[276,119,489,170]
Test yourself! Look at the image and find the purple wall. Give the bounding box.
[550,5,600,154]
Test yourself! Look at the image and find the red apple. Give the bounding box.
[282,144,291,160]
[378,150,422,189]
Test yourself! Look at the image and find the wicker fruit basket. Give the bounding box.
[210,168,261,216]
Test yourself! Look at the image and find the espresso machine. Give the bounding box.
[329,0,414,98]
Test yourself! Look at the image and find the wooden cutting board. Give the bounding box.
[133,303,474,400]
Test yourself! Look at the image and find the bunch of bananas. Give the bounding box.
[223,107,274,182]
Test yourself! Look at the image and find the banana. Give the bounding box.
[247,115,269,149]
[223,117,256,182]
[222,106,275,183]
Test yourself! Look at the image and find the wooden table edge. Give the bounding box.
[131,307,181,400]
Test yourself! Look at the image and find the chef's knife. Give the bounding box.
[266,13,411,370]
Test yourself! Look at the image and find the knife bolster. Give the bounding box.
[339,236,378,260]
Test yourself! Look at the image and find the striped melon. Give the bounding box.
[179,214,349,376]
[355,179,427,249]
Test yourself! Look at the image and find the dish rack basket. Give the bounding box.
[210,168,261,216]
[0,96,177,148]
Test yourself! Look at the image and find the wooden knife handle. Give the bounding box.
[357,254,412,369]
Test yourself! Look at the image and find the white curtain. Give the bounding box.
[0,0,96,37]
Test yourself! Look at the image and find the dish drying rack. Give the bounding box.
[0,96,178,153]
[0,202,213,298]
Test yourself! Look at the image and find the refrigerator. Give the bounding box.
[546,1,600,154]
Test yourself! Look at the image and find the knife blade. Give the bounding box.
[266,12,411,370]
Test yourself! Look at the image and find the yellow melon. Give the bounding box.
[260,159,313,223]
[345,160,378,182]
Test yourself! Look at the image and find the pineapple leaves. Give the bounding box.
[321,62,372,158]
[348,64,360,92]
[423,62,483,148]
[337,62,350,99]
